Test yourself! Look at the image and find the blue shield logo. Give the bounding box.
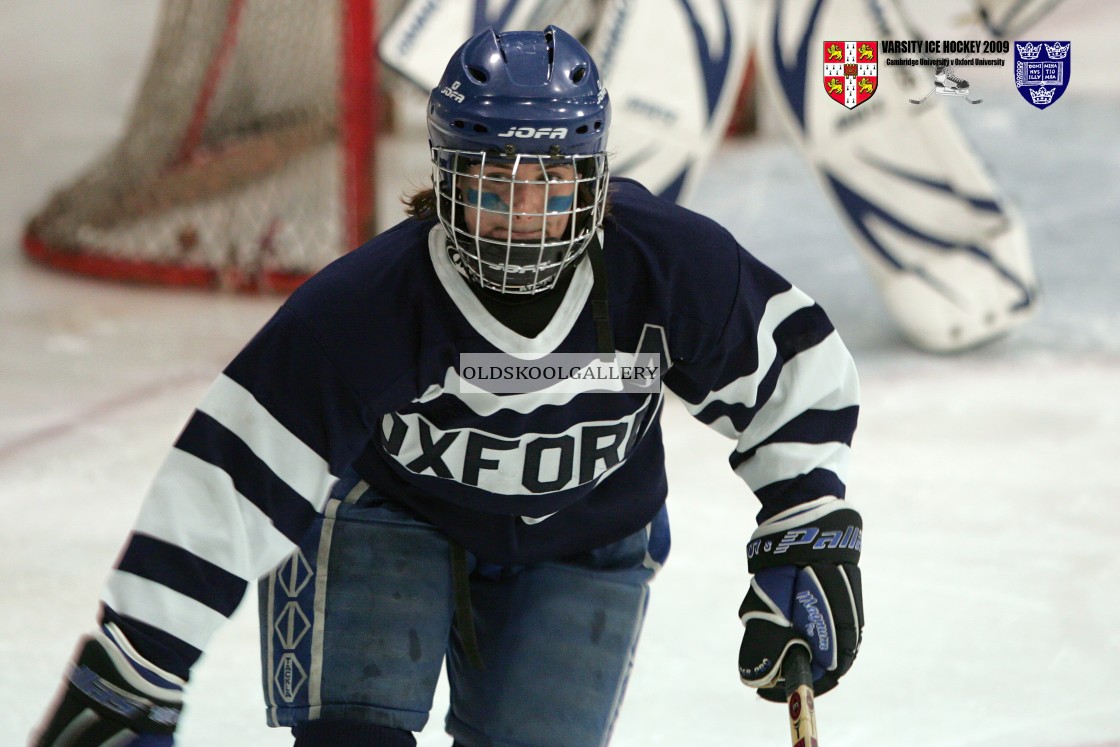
[1014,41,1070,109]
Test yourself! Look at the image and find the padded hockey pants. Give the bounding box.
[259,478,655,747]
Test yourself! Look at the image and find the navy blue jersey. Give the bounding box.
[100,179,859,677]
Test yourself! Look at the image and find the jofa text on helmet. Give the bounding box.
[440,80,465,103]
[497,126,569,139]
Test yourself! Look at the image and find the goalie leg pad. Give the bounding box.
[756,0,1039,351]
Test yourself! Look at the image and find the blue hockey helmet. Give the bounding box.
[428,25,610,156]
[427,26,611,294]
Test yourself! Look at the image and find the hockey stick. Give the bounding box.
[784,646,819,747]
[909,88,933,105]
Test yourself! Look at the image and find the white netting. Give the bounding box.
[25,0,374,291]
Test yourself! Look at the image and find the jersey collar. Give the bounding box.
[427,225,594,355]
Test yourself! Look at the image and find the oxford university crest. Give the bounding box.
[1014,40,1070,109]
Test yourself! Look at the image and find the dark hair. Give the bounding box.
[402,183,439,220]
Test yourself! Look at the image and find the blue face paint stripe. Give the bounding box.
[466,189,508,212]
[547,194,574,211]
[464,189,574,213]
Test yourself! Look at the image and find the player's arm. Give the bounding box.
[665,243,863,700]
[32,623,184,746]
[33,306,375,744]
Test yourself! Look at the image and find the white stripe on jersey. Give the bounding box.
[131,448,298,581]
[101,571,230,652]
[685,287,818,436]
[733,440,852,490]
[197,374,337,511]
[732,331,859,452]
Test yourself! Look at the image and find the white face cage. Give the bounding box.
[432,148,609,295]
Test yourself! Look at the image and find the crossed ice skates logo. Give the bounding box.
[909,65,983,105]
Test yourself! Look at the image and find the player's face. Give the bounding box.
[459,160,577,241]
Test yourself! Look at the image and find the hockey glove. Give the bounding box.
[738,497,863,703]
[32,623,184,747]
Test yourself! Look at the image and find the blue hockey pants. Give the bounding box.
[259,478,658,747]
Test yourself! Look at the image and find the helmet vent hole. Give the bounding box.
[572,66,587,83]
[467,66,490,83]
[576,125,589,134]
[594,121,603,130]
[452,120,465,129]
[472,124,488,133]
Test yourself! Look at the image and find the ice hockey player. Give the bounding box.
[32,26,864,747]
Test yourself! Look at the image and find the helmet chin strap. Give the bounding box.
[584,232,614,357]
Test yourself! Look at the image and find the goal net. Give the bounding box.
[23,0,377,292]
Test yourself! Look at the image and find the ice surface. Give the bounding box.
[1,1,1117,745]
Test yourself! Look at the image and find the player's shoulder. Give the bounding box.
[252,217,442,398]
[286,217,436,314]
[276,216,442,357]
[606,177,741,265]
[608,177,734,233]
[605,177,744,298]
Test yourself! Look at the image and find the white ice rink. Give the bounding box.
[2,1,1118,745]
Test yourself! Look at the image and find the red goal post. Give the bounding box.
[23,0,378,292]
